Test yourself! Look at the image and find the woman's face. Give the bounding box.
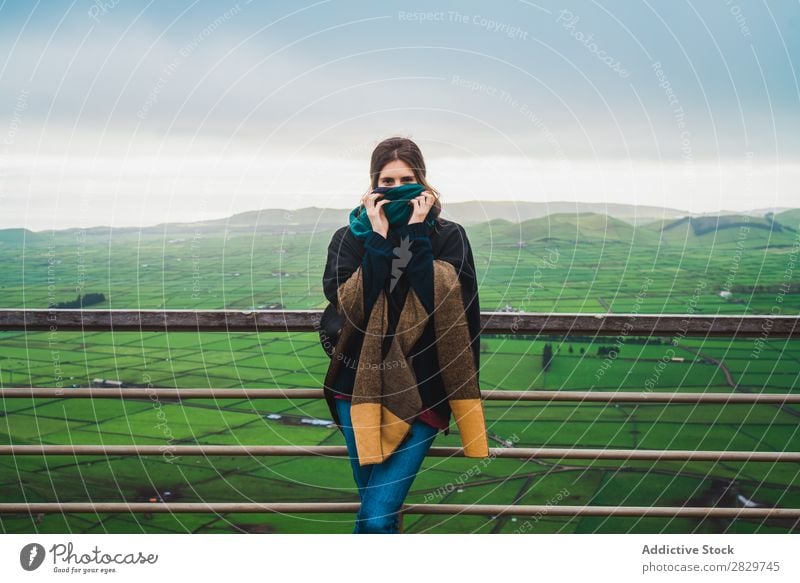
[376,159,417,188]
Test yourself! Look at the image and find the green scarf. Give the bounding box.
[348,183,435,239]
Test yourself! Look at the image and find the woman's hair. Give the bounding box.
[362,136,443,228]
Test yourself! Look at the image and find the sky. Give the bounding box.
[0,0,798,230]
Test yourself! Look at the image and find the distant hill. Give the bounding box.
[438,200,689,226]
[2,202,798,249]
[466,212,661,246]
[0,228,38,245]
[774,209,800,231]
[641,214,798,247]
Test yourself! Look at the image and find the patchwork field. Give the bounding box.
[1,212,798,533]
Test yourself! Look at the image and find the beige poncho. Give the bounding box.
[323,254,490,466]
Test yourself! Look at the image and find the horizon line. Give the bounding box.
[3,200,795,234]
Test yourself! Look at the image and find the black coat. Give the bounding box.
[319,218,481,431]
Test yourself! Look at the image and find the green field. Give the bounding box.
[1,210,798,533]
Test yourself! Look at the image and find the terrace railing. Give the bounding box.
[1,309,799,525]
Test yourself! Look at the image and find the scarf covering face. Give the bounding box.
[322,248,490,466]
[348,183,436,239]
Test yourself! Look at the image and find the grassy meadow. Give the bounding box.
[1,208,798,533]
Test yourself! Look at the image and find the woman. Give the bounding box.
[319,136,489,534]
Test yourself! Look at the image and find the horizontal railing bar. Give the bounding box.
[1,309,797,337]
[2,387,799,403]
[1,502,798,519]
[485,390,800,404]
[2,445,798,461]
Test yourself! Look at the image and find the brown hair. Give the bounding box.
[358,136,443,230]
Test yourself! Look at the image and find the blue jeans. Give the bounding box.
[335,398,438,534]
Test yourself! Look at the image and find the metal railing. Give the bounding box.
[1,309,799,524]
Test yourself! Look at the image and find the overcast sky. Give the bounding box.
[1,0,798,230]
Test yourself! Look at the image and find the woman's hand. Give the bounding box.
[361,191,390,238]
[407,190,436,225]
